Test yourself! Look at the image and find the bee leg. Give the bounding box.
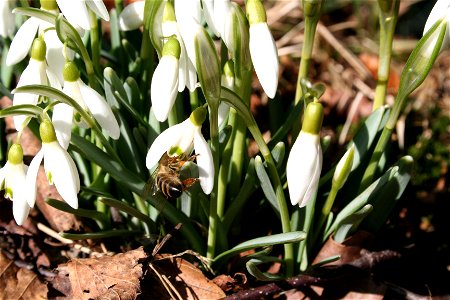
[181,178,199,190]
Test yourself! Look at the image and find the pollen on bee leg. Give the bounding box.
[182,178,199,190]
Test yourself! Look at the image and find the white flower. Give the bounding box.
[12,38,61,131]
[0,0,15,38]
[161,2,197,92]
[201,0,220,36]
[56,0,110,31]
[0,144,31,226]
[423,0,450,52]
[286,102,324,207]
[52,61,120,149]
[118,0,144,31]
[26,120,80,209]
[286,131,322,207]
[151,37,180,122]
[6,2,68,80]
[146,107,214,194]
[247,0,279,99]
[174,0,202,25]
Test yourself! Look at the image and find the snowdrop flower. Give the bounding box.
[12,38,60,131]
[423,0,450,53]
[174,0,202,25]
[0,144,30,225]
[162,2,197,92]
[52,61,120,149]
[146,107,214,194]
[56,0,110,31]
[26,120,80,209]
[6,0,68,81]
[286,102,323,207]
[0,0,15,38]
[201,0,220,36]
[118,0,144,31]
[246,0,279,99]
[151,37,180,122]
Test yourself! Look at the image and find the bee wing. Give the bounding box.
[142,165,160,199]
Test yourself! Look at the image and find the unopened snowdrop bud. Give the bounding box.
[146,107,214,194]
[332,145,355,190]
[26,120,80,209]
[286,102,324,207]
[246,0,279,99]
[0,144,30,226]
[151,37,181,122]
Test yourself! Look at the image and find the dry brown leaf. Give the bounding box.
[0,252,48,300]
[51,247,146,300]
[149,254,225,300]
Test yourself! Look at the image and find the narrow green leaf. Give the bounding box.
[0,104,43,118]
[333,204,373,243]
[246,258,284,281]
[60,229,142,240]
[325,156,413,238]
[99,197,155,230]
[46,198,109,226]
[213,231,306,267]
[271,142,285,169]
[255,156,279,215]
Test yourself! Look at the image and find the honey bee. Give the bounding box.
[146,153,199,199]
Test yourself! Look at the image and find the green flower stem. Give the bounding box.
[61,230,142,240]
[248,124,294,277]
[221,86,293,276]
[89,10,102,76]
[292,14,320,138]
[139,0,155,97]
[207,104,220,259]
[114,0,123,13]
[217,108,237,218]
[372,0,399,110]
[228,70,252,197]
[190,89,200,111]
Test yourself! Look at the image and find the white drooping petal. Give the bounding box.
[0,1,15,38]
[423,0,450,50]
[202,0,220,36]
[9,164,30,226]
[6,17,40,65]
[52,103,74,150]
[85,0,110,21]
[63,80,86,108]
[193,130,214,194]
[13,59,48,130]
[214,0,233,47]
[56,0,91,30]
[175,0,202,24]
[146,122,185,169]
[78,80,120,139]
[249,22,279,99]
[300,142,322,208]
[286,132,322,207]
[184,56,198,92]
[119,1,144,31]
[43,141,80,209]
[151,55,179,122]
[162,21,187,92]
[44,30,66,85]
[217,102,230,128]
[25,150,44,207]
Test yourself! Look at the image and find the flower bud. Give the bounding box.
[332,145,355,190]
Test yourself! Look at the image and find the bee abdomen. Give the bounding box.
[157,176,183,199]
